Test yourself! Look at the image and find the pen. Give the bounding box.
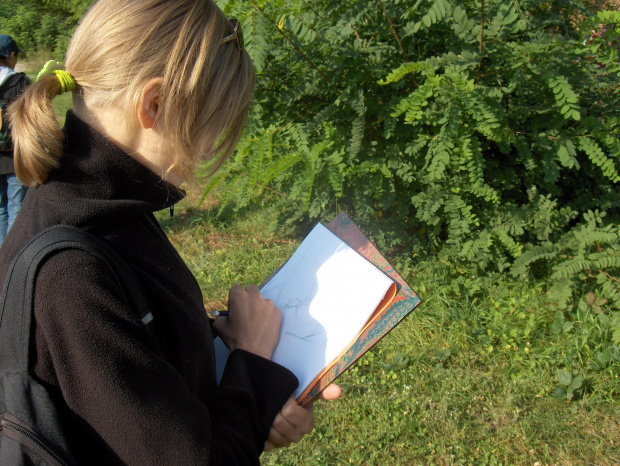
[210,310,229,318]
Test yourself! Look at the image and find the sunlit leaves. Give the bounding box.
[548,76,581,121]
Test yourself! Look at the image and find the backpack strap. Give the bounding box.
[0,225,154,373]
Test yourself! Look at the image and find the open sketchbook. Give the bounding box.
[213,212,422,405]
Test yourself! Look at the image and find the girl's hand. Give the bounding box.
[264,384,342,451]
[213,284,281,360]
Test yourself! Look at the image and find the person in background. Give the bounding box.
[1,0,340,464]
[0,34,30,245]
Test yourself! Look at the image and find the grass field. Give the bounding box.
[28,63,618,465]
[158,193,620,466]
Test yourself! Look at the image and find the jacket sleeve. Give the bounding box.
[32,249,298,465]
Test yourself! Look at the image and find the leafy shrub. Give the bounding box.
[209,0,620,382]
[0,0,93,60]
[211,2,618,270]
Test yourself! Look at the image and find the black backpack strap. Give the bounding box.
[0,225,153,372]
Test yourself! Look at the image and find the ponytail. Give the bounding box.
[8,76,66,186]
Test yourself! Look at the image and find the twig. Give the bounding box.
[299,0,325,21]
[479,0,485,53]
[377,0,417,87]
[560,12,570,37]
[230,168,289,198]
[476,0,485,84]
[264,60,283,79]
[599,270,620,284]
[248,0,341,95]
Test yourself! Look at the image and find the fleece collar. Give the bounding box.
[38,110,185,225]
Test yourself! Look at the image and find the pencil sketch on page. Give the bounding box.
[262,224,394,399]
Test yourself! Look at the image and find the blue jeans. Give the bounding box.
[0,173,27,245]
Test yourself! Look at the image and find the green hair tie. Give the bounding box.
[53,70,76,94]
[36,59,76,94]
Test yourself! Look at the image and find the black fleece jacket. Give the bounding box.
[0,111,298,465]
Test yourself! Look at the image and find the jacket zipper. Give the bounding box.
[1,418,68,466]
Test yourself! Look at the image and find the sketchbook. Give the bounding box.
[213,212,422,405]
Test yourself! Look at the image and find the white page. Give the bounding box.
[261,223,394,398]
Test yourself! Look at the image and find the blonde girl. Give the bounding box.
[1,0,339,463]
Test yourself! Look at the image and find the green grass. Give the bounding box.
[51,91,73,125]
[157,192,620,466]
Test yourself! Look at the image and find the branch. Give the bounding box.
[299,0,326,21]
[477,0,485,84]
[377,0,417,87]
[248,0,341,95]
[230,168,289,198]
[479,0,485,53]
[599,270,620,284]
[560,12,570,37]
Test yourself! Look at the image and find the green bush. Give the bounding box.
[0,0,93,60]
[210,3,618,293]
[212,1,618,263]
[207,1,620,376]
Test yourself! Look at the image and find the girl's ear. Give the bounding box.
[136,78,164,129]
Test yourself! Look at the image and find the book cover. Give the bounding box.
[296,211,422,405]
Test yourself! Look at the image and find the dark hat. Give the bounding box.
[0,35,25,58]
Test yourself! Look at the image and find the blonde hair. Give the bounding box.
[9,0,255,186]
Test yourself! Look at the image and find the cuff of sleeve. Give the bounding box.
[217,349,299,444]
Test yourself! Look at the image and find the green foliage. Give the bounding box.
[612,312,620,345]
[0,0,93,60]
[512,210,619,312]
[210,0,618,273]
[552,369,585,401]
[577,10,620,75]
[548,75,581,121]
[208,0,620,382]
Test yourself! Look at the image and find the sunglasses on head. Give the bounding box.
[220,18,244,50]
